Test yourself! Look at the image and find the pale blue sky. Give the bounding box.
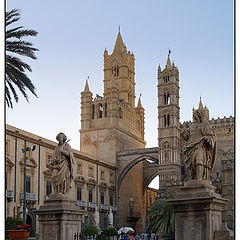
[6,0,234,152]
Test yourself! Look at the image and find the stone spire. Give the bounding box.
[137,96,143,108]
[198,96,203,109]
[165,49,172,69]
[84,77,90,92]
[113,28,124,54]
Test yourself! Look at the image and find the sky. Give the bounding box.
[5,1,234,189]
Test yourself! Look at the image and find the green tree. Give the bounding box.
[146,192,175,236]
[82,225,98,236]
[6,9,38,108]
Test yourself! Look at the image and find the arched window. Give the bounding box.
[105,103,107,117]
[137,120,140,130]
[164,114,170,127]
[164,93,170,105]
[92,104,95,119]
[163,76,170,83]
[98,104,103,118]
[112,65,119,77]
[164,114,167,127]
[119,107,123,119]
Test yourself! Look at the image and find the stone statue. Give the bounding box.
[93,206,99,228]
[108,209,113,227]
[181,109,216,181]
[47,132,75,196]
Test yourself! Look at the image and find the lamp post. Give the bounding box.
[22,142,36,223]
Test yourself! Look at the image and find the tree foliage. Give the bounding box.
[82,225,98,236]
[101,227,118,237]
[6,9,38,108]
[146,192,175,235]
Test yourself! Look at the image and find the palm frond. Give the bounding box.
[146,194,175,235]
[5,9,38,108]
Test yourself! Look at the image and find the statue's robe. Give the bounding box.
[52,142,74,194]
[183,119,216,180]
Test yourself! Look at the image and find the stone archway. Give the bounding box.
[117,147,159,191]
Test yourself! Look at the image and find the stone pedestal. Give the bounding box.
[168,180,228,240]
[35,196,84,240]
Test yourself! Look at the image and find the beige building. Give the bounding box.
[5,29,234,236]
[6,124,117,236]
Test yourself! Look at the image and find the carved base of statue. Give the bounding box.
[168,181,228,240]
[35,197,84,240]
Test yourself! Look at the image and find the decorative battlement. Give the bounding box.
[180,116,234,128]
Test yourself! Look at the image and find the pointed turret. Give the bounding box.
[84,79,90,92]
[137,97,143,108]
[165,50,172,69]
[113,29,125,54]
[198,96,203,109]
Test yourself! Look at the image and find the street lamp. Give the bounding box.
[21,142,36,223]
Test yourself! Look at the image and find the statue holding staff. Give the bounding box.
[181,109,216,181]
[47,132,75,195]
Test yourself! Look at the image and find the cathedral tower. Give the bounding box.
[157,52,181,186]
[80,30,145,164]
[158,51,181,164]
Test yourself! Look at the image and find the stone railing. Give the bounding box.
[20,192,38,202]
[76,200,87,207]
[100,204,109,210]
[6,190,14,200]
[88,202,97,209]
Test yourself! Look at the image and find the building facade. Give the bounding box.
[6,124,117,237]
[5,30,234,236]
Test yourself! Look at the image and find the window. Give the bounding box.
[164,93,170,105]
[84,216,88,227]
[105,103,107,117]
[77,187,82,201]
[89,167,93,177]
[99,104,103,118]
[112,66,119,77]
[46,154,52,165]
[92,104,95,119]
[46,181,52,196]
[100,170,105,180]
[163,76,170,83]
[109,194,114,206]
[110,173,114,183]
[26,176,31,193]
[164,114,170,127]
[77,164,82,174]
[100,192,104,204]
[89,189,93,203]
[150,197,152,206]
[119,107,123,119]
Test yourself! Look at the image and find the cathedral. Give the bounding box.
[5,30,234,237]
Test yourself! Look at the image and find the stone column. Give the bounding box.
[35,198,84,240]
[168,180,228,240]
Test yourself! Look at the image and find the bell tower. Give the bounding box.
[103,28,135,107]
[158,51,180,165]
[80,29,145,164]
[157,51,181,186]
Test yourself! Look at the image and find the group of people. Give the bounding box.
[119,233,158,240]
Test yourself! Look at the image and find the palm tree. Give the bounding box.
[146,192,175,238]
[6,9,38,108]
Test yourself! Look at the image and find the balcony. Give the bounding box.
[6,190,13,201]
[20,192,38,202]
[76,200,87,207]
[100,204,109,211]
[88,202,97,209]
